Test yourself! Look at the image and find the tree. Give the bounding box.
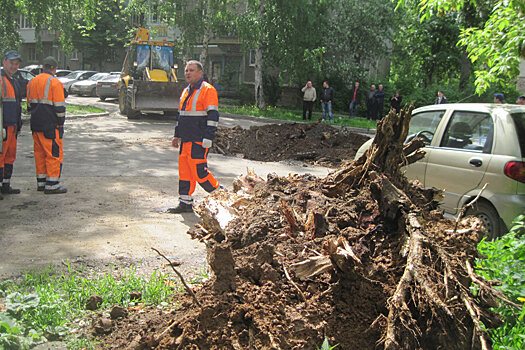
[396,0,525,94]
[0,0,22,53]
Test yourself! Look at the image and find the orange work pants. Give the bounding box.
[33,128,64,190]
[1,125,18,186]
[178,141,219,204]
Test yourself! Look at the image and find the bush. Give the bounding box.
[475,215,525,349]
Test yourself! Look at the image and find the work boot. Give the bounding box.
[167,202,193,214]
[1,186,20,194]
[44,186,68,194]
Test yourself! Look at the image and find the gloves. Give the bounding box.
[202,138,212,148]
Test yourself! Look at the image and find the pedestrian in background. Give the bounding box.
[390,90,402,113]
[374,84,385,120]
[169,60,222,213]
[319,81,334,122]
[349,81,361,117]
[366,84,377,120]
[27,56,67,194]
[435,90,447,104]
[1,50,23,199]
[517,95,525,105]
[301,81,316,121]
[494,93,504,104]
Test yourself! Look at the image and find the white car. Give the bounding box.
[70,72,110,96]
[355,103,525,238]
[58,70,97,93]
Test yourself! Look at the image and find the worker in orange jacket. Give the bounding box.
[169,60,222,213]
[1,50,23,199]
[27,56,67,194]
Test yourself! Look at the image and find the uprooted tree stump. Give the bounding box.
[145,106,517,349]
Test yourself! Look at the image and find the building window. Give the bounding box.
[19,15,34,29]
[52,47,62,63]
[69,50,79,60]
[249,50,256,67]
[28,47,37,61]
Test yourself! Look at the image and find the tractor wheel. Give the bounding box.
[118,86,128,115]
[126,87,140,120]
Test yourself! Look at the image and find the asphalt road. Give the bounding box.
[0,96,332,279]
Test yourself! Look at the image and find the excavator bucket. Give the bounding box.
[132,81,185,111]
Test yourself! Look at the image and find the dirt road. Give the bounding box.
[0,97,331,280]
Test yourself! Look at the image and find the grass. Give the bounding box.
[0,263,186,349]
[66,104,105,114]
[220,104,378,130]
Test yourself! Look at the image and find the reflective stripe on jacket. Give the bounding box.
[175,79,219,142]
[1,70,22,128]
[27,71,66,132]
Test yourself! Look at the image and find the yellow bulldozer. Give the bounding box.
[118,28,185,119]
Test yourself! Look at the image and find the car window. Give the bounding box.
[65,71,82,79]
[20,71,33,80]
[440,111,493,152]
[511,112,525,157]
[88,73,107,81]
[407,110,445,145]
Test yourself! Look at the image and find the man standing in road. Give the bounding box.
[301,81,316,121]
[1,50,23,199]
[319,81,334,122]
[27,56,67,194]
[169,60,222,213]
[374,83,386,120]
[366,84,377,120]
[349,81,361,117]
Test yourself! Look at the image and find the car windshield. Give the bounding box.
[151,46,173,72]
[64,71,83,79]
[101,75,119,82]
[407,110,446,145]
[511,112,525,157]
[88,73,108,81]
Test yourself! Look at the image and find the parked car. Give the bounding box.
[12,68,35,98]
[96,73,121,101]
[70,72,110,96]
[58,70,97,93]
[56,69,72,77]
[355,103,525,238]
[23,64,42,75]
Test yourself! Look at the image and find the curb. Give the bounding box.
[22,112,109,121]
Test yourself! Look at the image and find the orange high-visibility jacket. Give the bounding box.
[175,79,219,142]
[27,71,66,132]
[1,70,22,128]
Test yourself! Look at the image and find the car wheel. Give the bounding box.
[465,201,501,239]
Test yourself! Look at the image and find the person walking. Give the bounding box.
[435,90,447,104]
[1,50,23,199]
[301,81,316,120]
[27,56,67,194]
[374,84,386,120]
[319,81,334,122]
[169,60,222,213]
[366,84,377,120]
[390,90,402,113]
[349,81,361,117]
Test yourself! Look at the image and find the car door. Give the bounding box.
[404,109,447,183]
[424,110,494,214]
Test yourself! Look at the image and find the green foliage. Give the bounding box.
[476,215,525,349]
[0,263,180,348]
[263,73,281,106]
[396,0,525,95]
[318,337,339,350]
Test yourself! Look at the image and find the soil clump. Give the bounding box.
[211,122,371,167]
[96,108,507,349]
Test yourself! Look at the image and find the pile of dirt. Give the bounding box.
[95,107,508,349]
[211,122,371,167]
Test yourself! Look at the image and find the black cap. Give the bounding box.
[4,50,22,61]
[494,93,504,101]
[42,56,58,67]
[519,95,525,99]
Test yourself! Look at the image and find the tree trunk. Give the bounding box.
[199,0,212,78]
[459,49,471,90]
[254,0,266,109]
